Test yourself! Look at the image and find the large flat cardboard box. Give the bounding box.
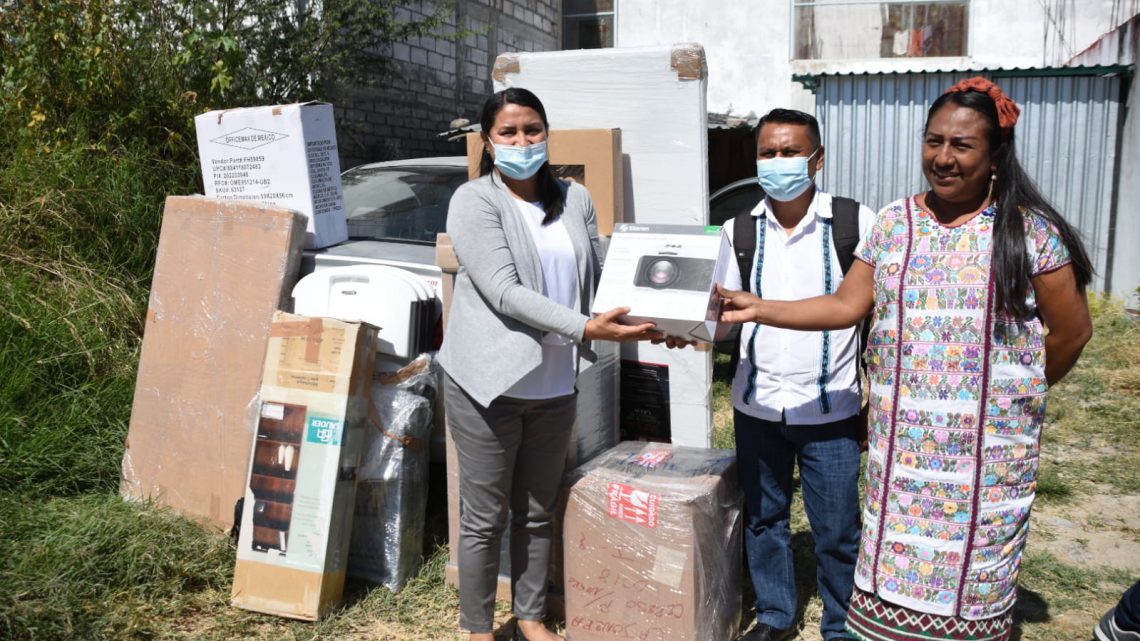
[562,442,741,641]
[194,102,347,249]
[493,44,714,447]
[465,129,624,236]
[231,312,377,620]
[592,223,730,343]
[120,196,305,528]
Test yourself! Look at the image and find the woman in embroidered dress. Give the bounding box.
[718,77,1094,641]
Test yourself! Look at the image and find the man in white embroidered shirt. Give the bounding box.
[723,109,874,641]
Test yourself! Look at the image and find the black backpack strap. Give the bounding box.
[732,208,757,294]
[728,208,758,374]
[831,196,861,276]
[829,196,871,378]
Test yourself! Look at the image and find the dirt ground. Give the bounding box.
[1032,490,1140,575]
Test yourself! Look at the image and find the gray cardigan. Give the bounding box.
[438,173,601,407]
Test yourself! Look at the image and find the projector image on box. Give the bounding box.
[593,224,730,342]
[634,255,717,291]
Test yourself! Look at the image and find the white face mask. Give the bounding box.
[756,148,820,201]
[492,140,548,180]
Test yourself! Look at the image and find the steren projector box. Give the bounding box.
[592,224,730,342]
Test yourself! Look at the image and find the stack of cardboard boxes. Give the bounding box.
[122,104,401,620]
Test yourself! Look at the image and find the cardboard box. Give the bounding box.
[120,196,305,528]
[194,102,347,249]
[562,442,741,641]
[592,223,730,343]
[465,129,624,236]
[493,44,715,448]
[231,312,378,620]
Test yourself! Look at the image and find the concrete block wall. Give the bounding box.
[335,0,561,169]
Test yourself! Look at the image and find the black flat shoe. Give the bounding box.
[740,623,795,641]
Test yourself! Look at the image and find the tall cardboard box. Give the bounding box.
[562,442,741,641]
[194,102,347,249]
[493,44,715,447]
[121,196,305,528]
[464,129,624,236]
[231,312,378,620]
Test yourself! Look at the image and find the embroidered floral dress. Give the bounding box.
[846,196,1071,641]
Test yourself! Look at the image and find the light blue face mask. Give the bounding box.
[756,148,820,202]
[492,140,549,180]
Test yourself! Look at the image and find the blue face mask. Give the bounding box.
[756,148,820,202]
[492,140,548,180]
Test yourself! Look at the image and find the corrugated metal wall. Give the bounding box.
[815,72,1122,290]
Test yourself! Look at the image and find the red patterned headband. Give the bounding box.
[945,76,1021,135]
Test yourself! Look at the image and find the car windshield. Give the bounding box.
[342,165,467,244]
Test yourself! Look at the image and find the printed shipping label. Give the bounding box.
[606,483,659,529]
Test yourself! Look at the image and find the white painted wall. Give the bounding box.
[615,0,1131,117]
[615,1,815,116]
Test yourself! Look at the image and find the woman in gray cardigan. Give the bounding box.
[439,88,658,641]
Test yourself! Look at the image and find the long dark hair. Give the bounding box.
[924,90,1093,319]
[478,87,566,225]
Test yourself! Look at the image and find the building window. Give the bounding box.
[793,0,969,60]
[563,0,615,49]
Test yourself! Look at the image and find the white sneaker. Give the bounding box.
[1096,609,1140,641]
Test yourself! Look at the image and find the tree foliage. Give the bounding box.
[0,0,450,156]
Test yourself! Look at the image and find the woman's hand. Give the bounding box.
[585,307,663,342]
[718,284,766,324]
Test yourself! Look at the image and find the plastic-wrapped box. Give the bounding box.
[348,354,438,591]
[562,442,741,641]
[121,196,305,529]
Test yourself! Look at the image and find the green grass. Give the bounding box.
[0,494,234,640]
[1041,294,1140,497]
[0,140,197,500]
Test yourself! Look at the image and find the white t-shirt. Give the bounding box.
[502,199,580,399]
[723,190,876,424]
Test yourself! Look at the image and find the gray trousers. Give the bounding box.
[445,374,576,633]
